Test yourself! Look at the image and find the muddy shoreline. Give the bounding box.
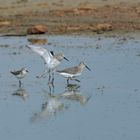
[0,1,140,36]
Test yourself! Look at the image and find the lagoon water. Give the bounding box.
[0,34,140,140]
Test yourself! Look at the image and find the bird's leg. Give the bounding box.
[70,78,80,82]
[48,70,51,82]
[51,80,55,93]
[48,81,54,94]
[36,70,48,78]
[19,80,22,87]
[48,72,55,93]
[67,78,70,85]
[51,72,54,84]
[48,85,52,95]
[74,79,80,82]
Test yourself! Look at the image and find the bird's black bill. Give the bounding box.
[85,65,91,71]
[64,57,69,61]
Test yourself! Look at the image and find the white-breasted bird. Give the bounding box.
[26,44,69,80]
[10,67,29,87]
[57,61,91,84]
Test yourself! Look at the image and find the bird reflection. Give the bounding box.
[66,83,80,91]
[60,84,91,105]
[31,92,65,122]
[31,83,91,122]
[60,89,87,105]
[48,79,55,94]
[12,87,28,100]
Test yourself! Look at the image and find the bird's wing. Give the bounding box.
[26,45,52,64]
[10,70,21,75]
[57,66,78,74]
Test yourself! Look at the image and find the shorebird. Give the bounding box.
[57,61,91,84]
[26,44,69,81]
[10,67,29,87]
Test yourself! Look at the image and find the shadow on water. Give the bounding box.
[31,79,91,123]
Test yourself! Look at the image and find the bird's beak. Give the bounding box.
[85,65,91,71]
[26,70,29,73]
[64,57,69,61]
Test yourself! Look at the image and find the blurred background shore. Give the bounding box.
[0,0,140,35]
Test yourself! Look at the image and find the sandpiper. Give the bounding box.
[26,44,69,81]
[57,61,91,84]
[10,67,29,87]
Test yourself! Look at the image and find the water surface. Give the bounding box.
[0,34,140,140]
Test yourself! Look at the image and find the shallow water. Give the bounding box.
[0,34,140,140]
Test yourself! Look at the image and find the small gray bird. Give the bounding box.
[10,67,29,87]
